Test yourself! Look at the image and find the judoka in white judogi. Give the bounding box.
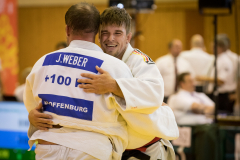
[24,40,134,160]
[116,44,179,160]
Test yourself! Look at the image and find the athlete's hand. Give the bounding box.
[28,103,53,130]
[78,66,124,97]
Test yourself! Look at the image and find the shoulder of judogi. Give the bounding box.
[27,49,60,82]
[124,48,163,79]
[31,56,47,72]
[127,48,155,65]
[33,48,66,70]
[32,49,63,70]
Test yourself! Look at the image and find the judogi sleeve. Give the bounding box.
[114,51,178,141]
[115,101,179,141]
[24,57,45,112]
[116,52,164,114]
[23,57,45,138]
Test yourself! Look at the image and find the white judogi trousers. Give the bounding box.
[35,144,100,160]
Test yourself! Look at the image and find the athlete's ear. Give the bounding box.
[126,32,132,43]
[65,25,70,37]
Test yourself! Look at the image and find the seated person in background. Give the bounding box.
[55,41,67,50]
[168,72,215,125]
[14,67,32,102]
[155,39,195,102]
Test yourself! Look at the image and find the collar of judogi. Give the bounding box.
[122,43,134,63]
[69,40,103,52]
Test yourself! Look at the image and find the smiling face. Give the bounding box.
[99,24,132,59]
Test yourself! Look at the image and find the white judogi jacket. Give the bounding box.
[24,40,134,159]
[116,44,179,150]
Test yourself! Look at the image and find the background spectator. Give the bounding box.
[168,72,214,125]
[197,35,235,114]
[155,39,195,102]
[180,34,213,92]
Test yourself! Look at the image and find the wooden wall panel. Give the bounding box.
[203,2,240,54]
[134,1,198,61]
[135,10,186,61]
[185,10,204,50]
[18,6,68,83]
[18,0,197,7]
[18,0,108,7]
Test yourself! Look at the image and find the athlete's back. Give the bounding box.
[24,40,133,159]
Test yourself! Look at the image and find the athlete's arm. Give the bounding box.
[114,53,164,113]
[79,55,164,114]
[78,66,124,98]
[24,57,53,131]
[28,103,53,130]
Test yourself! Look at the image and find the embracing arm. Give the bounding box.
[78,66,124,98]
[115,55,164,113]
[24,60,53,132]
[24,80,53,132]
[115,102,179,140]
[28,103,53,130]
[78,56,164,114]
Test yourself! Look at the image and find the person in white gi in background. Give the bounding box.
[168,72,215,125]
[180,34,213,92]
[155,39,195,102]
[28,6,179,160]
[24,3,136,160]
[77,7,178,160]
